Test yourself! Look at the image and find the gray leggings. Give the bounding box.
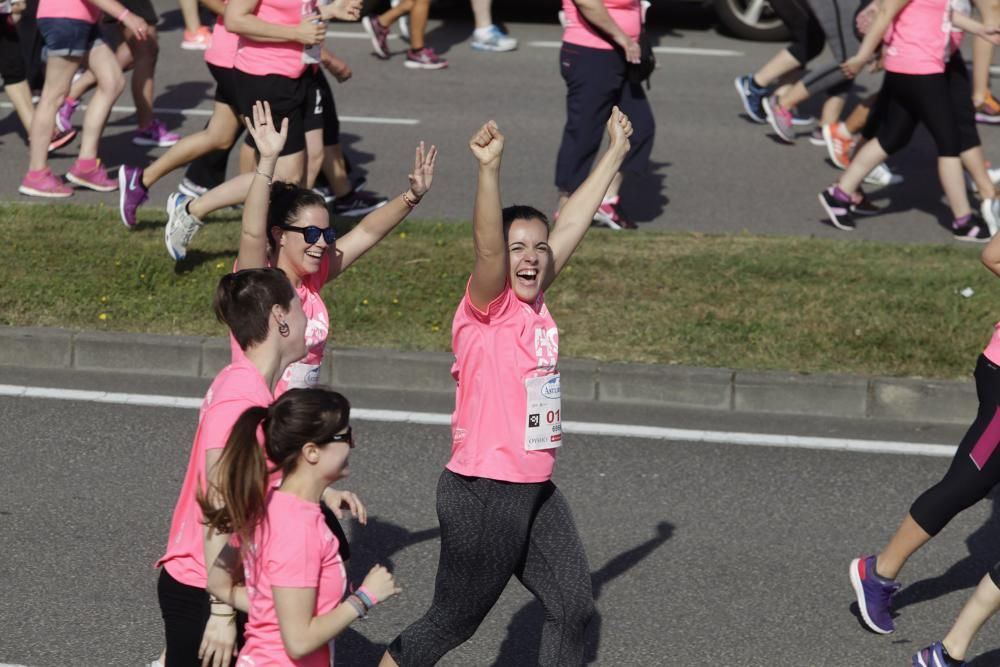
[388,470,595,666]
[801,0,865,97]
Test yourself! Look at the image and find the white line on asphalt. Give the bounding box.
[326,29,400,40]
[0,384,957,457]
[0,101,420,125]
[526,40,744,57]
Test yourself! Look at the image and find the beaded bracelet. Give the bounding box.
[345,595,367,619]
[255,169,273,185]
[402,190,421,208]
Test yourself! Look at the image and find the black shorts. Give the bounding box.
[101,0,158,25]
[303,65,339,147]
[208,63,239,109]
[235,68,307,157]
[0,15,26,85]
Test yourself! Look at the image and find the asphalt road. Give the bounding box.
[2,3,998,244]
[2,367,1000,666]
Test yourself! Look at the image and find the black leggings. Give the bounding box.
[771,0,826,66]
[158,568,246,667]
[863,56,980,158]
[910,355,1000,536]
[388,470,595,666]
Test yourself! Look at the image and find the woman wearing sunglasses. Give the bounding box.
[233,100,437,396]
[200,387,402,667]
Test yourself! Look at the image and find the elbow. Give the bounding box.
[282,637,311,661]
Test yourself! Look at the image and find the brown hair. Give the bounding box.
[198,387,351,549]
[267,181,328,250]
[214,267,295,351]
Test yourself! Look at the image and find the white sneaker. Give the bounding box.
[981,198,1000,237]
[165,192,204,261]
[391,0,410,40]
[965,167,1000,193]
[863,162,904,187]
[178,177,208,198]
[471,24,517,52]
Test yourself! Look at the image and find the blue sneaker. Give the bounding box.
[912,642,965,667]
[734,74,767,123]
[849,555,900,634]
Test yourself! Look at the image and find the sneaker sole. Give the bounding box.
[818,193,854,231]
[470,42,517,52]
[733,76,766,124]
[65,172,118,192]
[592,210,623,230]
[975,113,1000,124]
[362,17,391,58]
[180,42,209,51]
[132,137,180,147]
[48,129,78,153]
[953,230,992,243]
[822,124,851,170]
[848,558,894,634]
[762,97,795,144]
[808,135,826,147]
[18,184,73,198]
[983,201,1000,236]
[404,60,448,69]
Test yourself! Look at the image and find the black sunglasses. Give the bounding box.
[330,426,354,448]
[278,222,336,245]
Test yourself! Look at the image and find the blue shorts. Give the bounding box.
[37,18,103,59]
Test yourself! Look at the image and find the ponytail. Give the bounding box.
[198,405,271,548]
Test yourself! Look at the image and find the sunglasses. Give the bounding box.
[278,223,336,245]
[329,426,354,448]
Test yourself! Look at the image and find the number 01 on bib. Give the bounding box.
[524,374,562,451]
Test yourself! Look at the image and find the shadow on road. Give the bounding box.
[622,159,669,224]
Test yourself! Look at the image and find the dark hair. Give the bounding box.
[214,268,295,351]
[199,387,351,548]
[502,205,549,239]
[267,181,328,249]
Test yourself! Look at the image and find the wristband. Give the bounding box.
[402,190,420,208]
[357,585,378,606]
[355,589,375,610]
[345,595,367,619]
[116,8,129,21]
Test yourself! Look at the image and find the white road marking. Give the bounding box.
[0,384,957,458]
[326,29,400,40]
[526,40,744,57]
[0,101,420,125]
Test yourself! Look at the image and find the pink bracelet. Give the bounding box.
[116,8,129,21]
[357,585,378,606]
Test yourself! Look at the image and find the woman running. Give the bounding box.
[200,388,401,667]
[156,267,307,667]
[361,0,447,70]
[818,0,1000,239]
[231,100,435,394]
[850,232,1000,636]
[380,108,633,667]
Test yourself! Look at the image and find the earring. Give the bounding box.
[278,321,290,337]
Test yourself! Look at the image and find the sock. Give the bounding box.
[75,157,97,171]
[65,96,77,107]
[831,185,853,202]
[940,647,961,666]
[953,213,973,229]
[751,76,765,90]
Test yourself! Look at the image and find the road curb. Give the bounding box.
[0,325,977,425]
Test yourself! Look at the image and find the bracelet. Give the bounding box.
[208,593,224,604]
[357,586,378,607]
[401,190,421,208]
[345,595,367,619]
[255,169,273,184]
[116,8,129,21]
[210,611,237,618]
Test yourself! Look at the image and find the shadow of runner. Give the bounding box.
[620,159,669,224]
[968,647,1000,665]
[489,520,675,666]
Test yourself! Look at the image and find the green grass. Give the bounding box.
[1,201,996,379]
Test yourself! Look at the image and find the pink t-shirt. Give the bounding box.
[206,14,240,69]
[156,358,274,588]
[983,322,1000,365]
[231,254,330,395]
[883,0,954,75]
[447,283,561,483]
[36,0,101,24]
[238,490,346,667]
[234,0,316,79]
[562,0,640,51]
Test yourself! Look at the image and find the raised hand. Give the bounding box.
[469,121,504,168]
[408,141,437,198]
[295,14,327,45]
[605,106,633,154]
[243,100,289,162]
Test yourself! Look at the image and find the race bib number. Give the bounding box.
[286,362,322,389]
[524,374,562,451]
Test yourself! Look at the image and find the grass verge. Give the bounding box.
[0,201,996,379]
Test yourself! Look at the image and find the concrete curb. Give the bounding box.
[0,326,978,425]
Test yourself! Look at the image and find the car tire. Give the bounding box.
[713,0,790,41]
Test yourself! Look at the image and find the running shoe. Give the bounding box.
[733,74,767,124]
[181,26,212,50]
[808,127,825,146]
[66,159,117,192]
[362,15,391,59]
[331,189,388,216]
[391,0,409,39]
[851,190,882,216]
[791,111,815,127]
[863,162,903,187]
[19,168,73,198]
[964,166,1000,193]
[818,186,855,231]
[178,177,209,198]
[593,195,637,230]
[118,165,149,229]
[849,555,900,633]
[763,95,795,143]
[953,214,994,243]
[165,192,204,261]
[471,24,518,52]
[405,47,448,69]
[911,641,966,667]
[133,119,180,147]
[982,198,1000,236]
[48,127,77,153]
[313,185,335,204]
[822,122,857,170]
[56,97,79,133]
[976,92,1000,124]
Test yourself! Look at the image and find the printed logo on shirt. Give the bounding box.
[534,326,558,370]
[540,376,560,399]
[528,413,540,428]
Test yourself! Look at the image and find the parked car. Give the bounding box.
[711,0,789,41]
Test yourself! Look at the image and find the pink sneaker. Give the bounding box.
[133,119,181,147]
[48,127,78,153]
[404,47,448,70]
[181,26,211,50]
[19,168,73,198]
[66,159,118,192]
[56,97,79,133]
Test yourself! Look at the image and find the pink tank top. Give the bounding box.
[883,0,954,75]
[561,0,640,51]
